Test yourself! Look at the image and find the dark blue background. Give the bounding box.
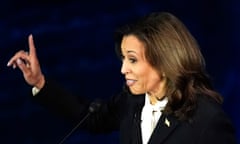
[0,0,239,143]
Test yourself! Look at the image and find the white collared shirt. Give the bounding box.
[141,94,168,144]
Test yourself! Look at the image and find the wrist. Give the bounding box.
[35,75,45,89]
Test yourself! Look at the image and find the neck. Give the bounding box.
[147,94,165,105]
[147,78,167,104]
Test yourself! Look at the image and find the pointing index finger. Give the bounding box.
[28,34,37,57]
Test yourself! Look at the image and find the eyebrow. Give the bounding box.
[126,50,137,54]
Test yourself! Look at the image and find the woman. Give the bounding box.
[7,12,236,144]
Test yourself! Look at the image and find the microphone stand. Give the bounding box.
[58,112,91,144]
[57,101,101,144]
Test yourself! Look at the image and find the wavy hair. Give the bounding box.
[115,12,223,121]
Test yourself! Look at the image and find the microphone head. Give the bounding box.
[88,99,102,113]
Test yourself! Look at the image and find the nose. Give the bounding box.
[121,60,130,75]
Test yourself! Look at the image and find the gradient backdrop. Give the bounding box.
[0,0,239,144]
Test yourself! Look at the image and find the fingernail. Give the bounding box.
[17,59,22,64]
[7,62,10,66]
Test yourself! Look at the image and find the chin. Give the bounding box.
[129,87,144,95]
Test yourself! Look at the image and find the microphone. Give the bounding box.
[88,100,102,113]
[58,100,102,144]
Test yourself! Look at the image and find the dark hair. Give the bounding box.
[115,12,223,121]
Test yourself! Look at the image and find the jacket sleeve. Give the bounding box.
[31,79,128,134]
[31,80,91,124]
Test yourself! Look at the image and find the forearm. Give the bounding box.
[31,79,91,124]
[30,79,126,133]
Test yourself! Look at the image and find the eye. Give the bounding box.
[129,58,137,63]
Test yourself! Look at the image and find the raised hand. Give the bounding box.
[7,34,45,89]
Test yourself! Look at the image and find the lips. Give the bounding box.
[126,79,136,86]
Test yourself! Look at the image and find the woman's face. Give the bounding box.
[121,35,166,96]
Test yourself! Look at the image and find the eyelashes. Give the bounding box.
[129,58,137,63]
[121,55,137,64]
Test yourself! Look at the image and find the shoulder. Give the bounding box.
[192,95,230,125]
[192,96,236,143]
[195,96,225,120]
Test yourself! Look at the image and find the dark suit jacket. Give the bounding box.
[32,80,236,144]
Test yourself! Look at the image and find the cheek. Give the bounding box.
[129,72,148,94]
[135,70,150,90]
[142,71,161,90]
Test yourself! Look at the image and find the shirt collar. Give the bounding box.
[145,93,168,111]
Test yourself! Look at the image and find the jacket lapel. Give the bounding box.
[132,108,143,144]
[130,94,145,144]
[148,114,179,144]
